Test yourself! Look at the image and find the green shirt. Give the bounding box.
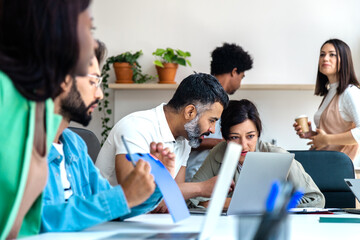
[0,71,61,239]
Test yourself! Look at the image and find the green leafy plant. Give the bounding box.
[98,50,153,144]
[152,48,192,68]
[98,59,112,145]
[109,50,153,83]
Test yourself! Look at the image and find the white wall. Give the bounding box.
[71,0,360,165]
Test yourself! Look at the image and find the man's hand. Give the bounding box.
[122,159,155,208]
[150,200,169,213]
[150,142,176,178]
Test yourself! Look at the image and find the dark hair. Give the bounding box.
[95,39,107,66]
[315,39,359,96]
[167,73,229,111]
[210,43,253,75]
[0,0,91,101]
[221,99,262,140]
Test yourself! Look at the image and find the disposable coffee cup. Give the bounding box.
[295,115,309,133]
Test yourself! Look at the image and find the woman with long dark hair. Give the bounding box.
[190,100,324,209]
[0,0,95,238]
[294,39,360,161]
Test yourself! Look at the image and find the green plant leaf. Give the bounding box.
[186,59,192,67]
[153,48,166,56]
[164,54,172,63]
[154,60,164,67]
[176,49,186,57]
[176,58,186,66]
[166,48,175,55]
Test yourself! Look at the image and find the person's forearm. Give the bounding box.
[178,182,203,200]
[192,138,223,151]
[326,131,357,145]
[42,186,130,232]
[120,186,163,220]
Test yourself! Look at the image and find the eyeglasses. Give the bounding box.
[87,74,103,88]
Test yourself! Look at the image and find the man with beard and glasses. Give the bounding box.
[96,73,229,212]
[185,43,253,182]
[40,42,176,232]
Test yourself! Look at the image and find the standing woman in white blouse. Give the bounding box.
[294,39,360,161]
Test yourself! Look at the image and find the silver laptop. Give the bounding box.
[345,179,360,201]
[102,142,242,240]
[227,152,294,215]
[344,179,360,214]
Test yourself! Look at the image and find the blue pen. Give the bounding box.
[121,135,137,167]
[287,190,304,210]
[266,181,280,212]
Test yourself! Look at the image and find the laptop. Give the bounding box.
[102,142,242,240]
[344,178,360,214]
[227,152,294,215]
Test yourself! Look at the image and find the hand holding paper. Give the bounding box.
[150,142,176,177]
[126,153,190,223]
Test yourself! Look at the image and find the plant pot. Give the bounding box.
[113,62,133,83]
[156,63,178,84]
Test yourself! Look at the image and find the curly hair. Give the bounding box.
[210,43,253,75]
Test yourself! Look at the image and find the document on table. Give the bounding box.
[289,208,333,214]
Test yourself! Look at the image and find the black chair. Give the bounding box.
[68,127,101,164]
[289,150,355,208]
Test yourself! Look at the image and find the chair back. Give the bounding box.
[289,150,355,208]
[68,127,101,164]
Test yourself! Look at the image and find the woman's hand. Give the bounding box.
[307,129,329,150]
[293,121,316,139]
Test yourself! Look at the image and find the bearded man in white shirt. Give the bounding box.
[96,73,229,212]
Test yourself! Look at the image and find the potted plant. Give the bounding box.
[98,50,153,144]
[152,48,191,84]
[105,50,153,84]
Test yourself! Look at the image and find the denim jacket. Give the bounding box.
[41,129,162,232]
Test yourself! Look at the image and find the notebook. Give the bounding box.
[102,141,242,240]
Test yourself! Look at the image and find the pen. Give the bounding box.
[121,135,137,167]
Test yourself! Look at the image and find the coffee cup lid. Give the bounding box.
[295,115,308,120]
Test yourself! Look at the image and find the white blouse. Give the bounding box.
[314,82,360,143]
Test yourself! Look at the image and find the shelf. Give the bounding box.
[109,83,315,90]
[109,83,178,89]
[239,84,315,90]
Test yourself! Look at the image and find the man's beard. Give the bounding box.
[60,82,98,127]
[184,115,210,148]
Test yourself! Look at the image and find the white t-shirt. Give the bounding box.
[314,83,360,143]
[96,103,191,186]
[52,142,73,200]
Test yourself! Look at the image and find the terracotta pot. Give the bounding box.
[113,62,133,83]
[156,63,178,84]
